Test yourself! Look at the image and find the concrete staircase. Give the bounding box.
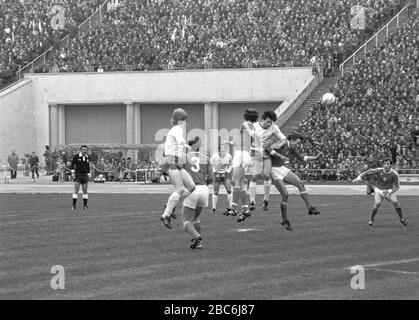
[280,75,340,136]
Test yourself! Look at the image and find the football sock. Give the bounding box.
[212,195,218,210]
[72,194,78,206]
[232,187,241,209]
[227,193,233,209]
[83,194,88,206]
[395,207,403,219]
[193,221,201,233]
[300,191,312,210]
[263,180,271,201]
[249,181,257,203]
[240,190,249,210]
[371,207,378,221]
[183,221,199,239]
[163,191,180,218]
[280,202,288,221]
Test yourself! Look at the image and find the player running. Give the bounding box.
[231,109,259,222]
[248,110,287,212]
[353,158,407,226]
[182,151,213,249]
[70,145,91,210]
[210,144,233,215]
[160,108,196,229]
[263,133,322,230]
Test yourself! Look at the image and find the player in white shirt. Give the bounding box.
[210,144,233,215]
[248,111,287,212]
[160,108,196,229]
[231,108,259,221]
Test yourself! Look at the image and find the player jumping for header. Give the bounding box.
[160,108,196,229]
[249,110,287,212]
[353,158,407,226]
[230,108,259,222]
[265,134,322,230]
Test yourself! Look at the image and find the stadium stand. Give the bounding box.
[0,0,103,88]
[1,0,406,83]
[293,16,419,180]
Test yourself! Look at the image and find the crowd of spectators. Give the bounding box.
[0,0,103,88]
[292,16,419,181]
[35,0,406,73]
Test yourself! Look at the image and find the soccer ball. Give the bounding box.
[321,92,336,105]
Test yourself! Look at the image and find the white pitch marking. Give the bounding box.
[369,268,419,275]
[236,228,262,232]
[347,257,419,270]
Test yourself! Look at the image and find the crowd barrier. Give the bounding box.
[3,162,419,184]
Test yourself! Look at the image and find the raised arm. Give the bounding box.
[353,168,381,183]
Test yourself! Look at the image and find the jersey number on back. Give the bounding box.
[190,156,200,172]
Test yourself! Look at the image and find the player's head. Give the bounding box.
[80,145,88,155]
[382,158,392,171]
[287,133,305,147]
[243,108,259,123]
[170,108,188,125]
[260,110,277,129]
[219,144,227,156]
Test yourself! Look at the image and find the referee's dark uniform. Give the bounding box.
[71,153,90,184]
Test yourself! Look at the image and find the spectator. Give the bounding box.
[43,145,52,175]
[29,151,39,179]
[7,150,19,179]
[411,124,419,158]
[56,157,66,182]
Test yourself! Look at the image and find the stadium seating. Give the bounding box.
[294,16,419,179]
[0,0,103,88]
[10,0,405,74]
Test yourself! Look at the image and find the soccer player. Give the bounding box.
[353,158,407,226]
[160,108,196,229]
[210,144,233,214]
[249,110,287,211]
[71,145,91,210]
[264,134,322,230]
[231,108,259,222]
[182,151,213,249]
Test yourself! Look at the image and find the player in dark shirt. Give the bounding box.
[353,158,407,226]
[265,134,323,231]
[70,145,91,210]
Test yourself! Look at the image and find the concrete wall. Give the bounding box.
[28,68,313,104]
[0,80,38,164]
[0,68,314,163]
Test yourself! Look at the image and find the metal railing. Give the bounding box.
[17,0,109,78]
[339,4,415,76]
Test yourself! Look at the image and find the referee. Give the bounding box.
[71,145,91,210]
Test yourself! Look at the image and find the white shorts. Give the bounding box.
[232,150,252,169]
[271,166,291,181]
[183,185,209,209]
[374,188,398,203]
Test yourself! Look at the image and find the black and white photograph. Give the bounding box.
[1,0,418,306]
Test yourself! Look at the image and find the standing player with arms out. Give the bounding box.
[210,144,233,215]
[249,110,287,212]
[160,108,196,229]
[231,109,259,222]
[71,145,91,210]
[353,158,407,226]
[182,151,213,249]
[265,134,322,230]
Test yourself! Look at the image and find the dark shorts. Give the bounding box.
[159,155,184,174]
[214,172,231,184]
[74,174,89,185]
